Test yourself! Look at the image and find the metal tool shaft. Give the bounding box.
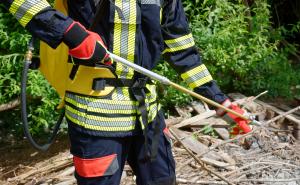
[109,53,249,121]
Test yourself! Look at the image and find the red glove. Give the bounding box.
[217,99,252,135]
[63,22,111,65]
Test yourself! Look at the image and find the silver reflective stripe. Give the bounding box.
[119,0,130,78]
[184,68,211,85]
[140,0,161,6]
[66,93,136,110]
[15,0,44,20]
[88,101,136,110]
[166,36,194,49]
[65,109,136,127]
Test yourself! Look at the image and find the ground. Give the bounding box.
[1,96,300,185]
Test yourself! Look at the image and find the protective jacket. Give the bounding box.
[3,0,227,137]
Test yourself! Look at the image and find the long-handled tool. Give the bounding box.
[110,53,258,123]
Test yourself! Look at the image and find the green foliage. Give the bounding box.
[156,0,300,111]
[0,5,60,138]
[154,62,192,108]
[183,0,300,97]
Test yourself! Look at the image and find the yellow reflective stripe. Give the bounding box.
[88,106,137,114]
[111,87,131,101]
[115,0,136,79]
[163,41,195,54]
[90,99,137,106]
[65,114,136,131]
[165,33,193,45]
[113,23,122,56]
[181,64,213,88]
[19,0,49,26]
[9,0,27,15]
[66,105,136,122]
[65,97,87,109]
[189,76,213,89]
[113,0,122,75]
[66,93,136,106]
[145,95,157,104]
[163,33,195,54]
[10,0,50,27]
[125,0,136,79]
[160,7,162,24]
[115,0,127,77]
[148,103,161,122]
[181,64,208,80]
[82,96,136,106]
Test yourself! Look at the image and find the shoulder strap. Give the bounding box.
[90,0,107,30]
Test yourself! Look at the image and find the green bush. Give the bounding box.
[156,0,299,108]
[0,5,60,138]
[183,0,300,97]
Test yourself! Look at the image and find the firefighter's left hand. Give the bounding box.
[217,99,252,135]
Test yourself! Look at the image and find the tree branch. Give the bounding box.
[0,98,20,112]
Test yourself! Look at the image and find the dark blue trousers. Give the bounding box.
[68,111,176,185]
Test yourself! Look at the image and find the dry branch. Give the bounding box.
[0,98,20,112]
[177,178,227,185]
[178,103,300,171]
[234,177,300,183]
[8,158,72,182]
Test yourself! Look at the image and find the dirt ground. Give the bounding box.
[1,96,300,185]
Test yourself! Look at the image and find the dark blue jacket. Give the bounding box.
[3,0,227,136]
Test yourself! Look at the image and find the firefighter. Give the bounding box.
[2,0,251,184]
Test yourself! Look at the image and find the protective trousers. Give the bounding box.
[67,111,176,185]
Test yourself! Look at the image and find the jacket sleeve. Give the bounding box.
[2,0,73,48]
[161,0,228,104]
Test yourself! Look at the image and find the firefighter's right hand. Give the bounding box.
[217,99,252,135]
[63,21,111,66]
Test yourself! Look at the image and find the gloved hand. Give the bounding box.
[217,99,252,135]
[63,21,111,66]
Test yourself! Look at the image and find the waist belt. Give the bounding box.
[92,77,151,90]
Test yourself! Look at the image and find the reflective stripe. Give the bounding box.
[113,0,122,78]
[148,103,161,122]
[66,93,136,107]
[65,97,137,114]
[66,105,136,122]
[65,108,137,131]
[64,84,158,132]
[114,0,136,79]
[163,33,195,53]
[73,154,118,177]
[181,64,213,88]
[140,0,161,6]
[125,3,136,79]
[119,1,130,78]
[9,0,50,27]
